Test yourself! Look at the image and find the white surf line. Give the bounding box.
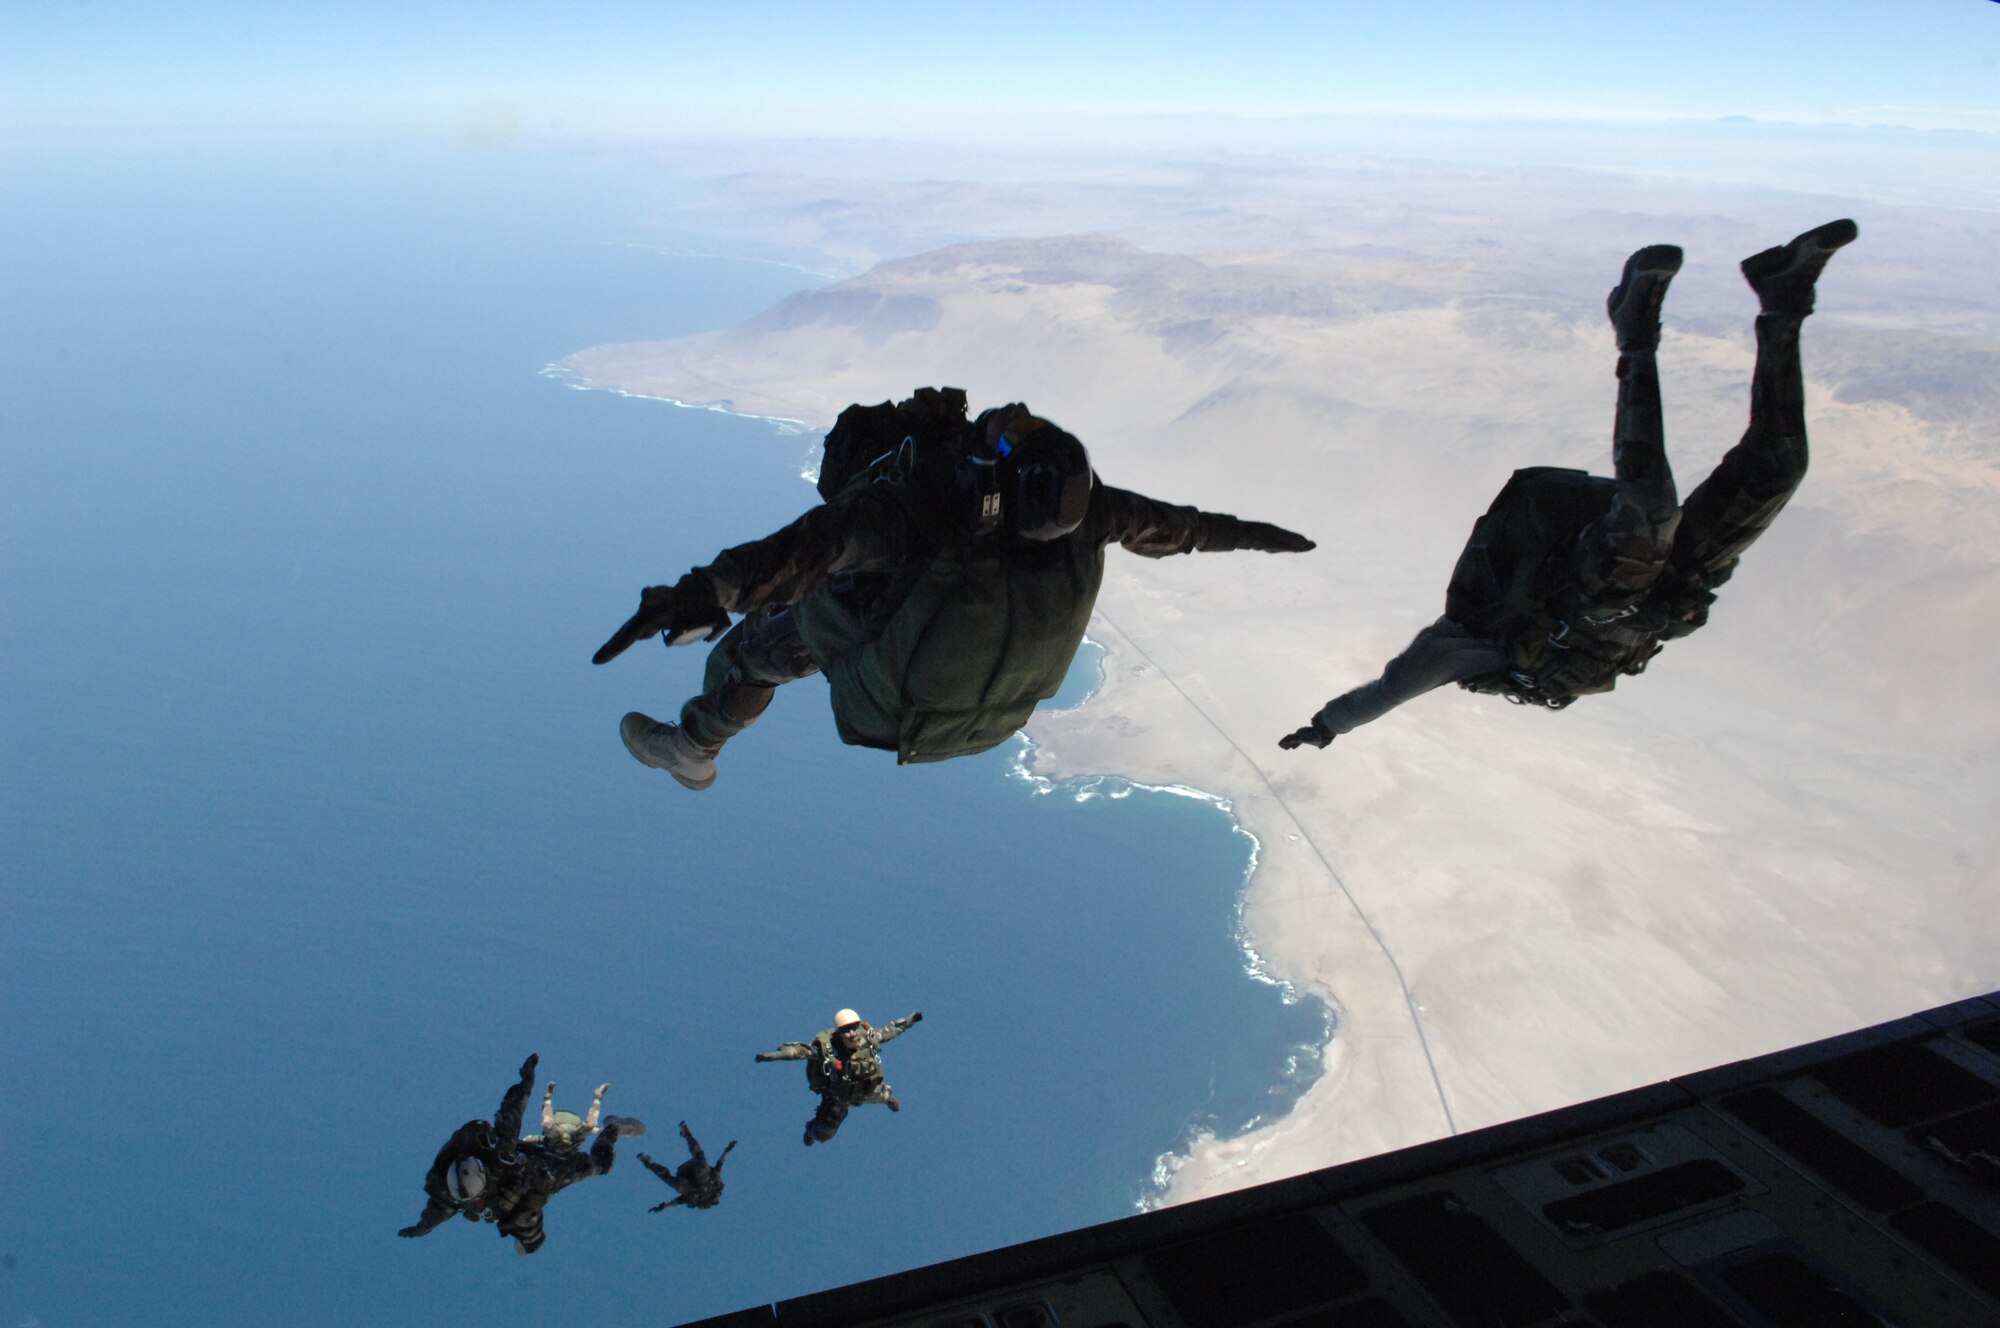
[1093,611,1460,1137]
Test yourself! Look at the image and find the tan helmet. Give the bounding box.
[833,1008,862,1029]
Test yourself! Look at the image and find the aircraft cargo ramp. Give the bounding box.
[684,992,2000,1328]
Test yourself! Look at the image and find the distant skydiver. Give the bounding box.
[593,389,1314,788]
[639,1121,738,1211]
[1280,219,1858,750]
[756,1008,922,1146]
[527,1078,609,1150]
[398,1055,643,1255]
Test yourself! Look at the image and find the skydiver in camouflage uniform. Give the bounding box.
[757,1008,923,1145]
[593,391,1314,788]
[639,1121,738,1211]
[1280,219,1858,749]
[528,1078,609,1150]
[398,1055,642,1255]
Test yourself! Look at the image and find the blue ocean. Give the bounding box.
[0,141,1327,1325]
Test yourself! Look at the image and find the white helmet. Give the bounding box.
[446,1156,488,1205]
[833,1008,862,1029]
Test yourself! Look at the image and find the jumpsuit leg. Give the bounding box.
[1664,313,1810,595]
[1573,346,1682,615]
[680,1121,708,1169]
[806,1096,848,1143]
[677,604,822,756]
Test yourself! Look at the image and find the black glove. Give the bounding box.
[1235,520,1315,553]
[519,1054,539,1081]
[753,1052,776,1063]
[1198,515,1315,554]
[1278,719,1333,751]
[592,573,730,665]
[396,1224,427,1238]
[906,1010,924,1025]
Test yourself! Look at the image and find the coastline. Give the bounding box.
[560,366,1352,1210]
[1021,584,1462,1205]
[554,221,2000,1213]
[540,361,814,434]
[1013,700,1341,1212]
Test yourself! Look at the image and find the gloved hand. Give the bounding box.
[1235,520,1315,553]
[519,1054,539,1082]
[1278,719,1333,751]
[396,1224,427,1238]
[753,1052,776,1063]
[905,1010,924,1025]
[1197,516,1316,554]
[592,573,730,664]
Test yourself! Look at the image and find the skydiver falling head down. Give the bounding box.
[1279,219,1858,750]
[639,1121,738,1211]
[756,1007,922,1146]
[397,1055,644,1255]
[593,392,1314,788]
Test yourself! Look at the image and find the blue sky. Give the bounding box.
[6,0,1999,141]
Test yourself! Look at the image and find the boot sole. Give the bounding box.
[1741,219,1858,294]
[619,713,717,791]
[1607,245,1684,347]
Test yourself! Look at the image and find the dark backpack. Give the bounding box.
[816,386,971,502]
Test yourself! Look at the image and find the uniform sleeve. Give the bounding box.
[1312,617,1507,737]
[760,1041,813,1061]
[402,1121,488,1236]
[1088,485,1216,558]
[1090,486,1305,559]
[699,489,918,613]
[874,1015,918,1045]
[493,1064,536,1152]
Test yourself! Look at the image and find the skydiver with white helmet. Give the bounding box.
[594,390,1314,787]
[398,1055,643,1255]
[756,1007,923,1145]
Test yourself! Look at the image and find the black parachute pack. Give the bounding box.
[1447,465,1684,707]
[816,386,973,504]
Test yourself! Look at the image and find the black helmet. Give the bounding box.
[995,417,1092,541]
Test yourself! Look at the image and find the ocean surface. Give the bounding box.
[0,140,1326,1326]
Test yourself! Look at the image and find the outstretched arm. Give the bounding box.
[1281,617,1505,748]
[712,1140,738,1174]
[755,1041,813,1062]
[397,1195,458,1239]
[876,1010,924,1044]
[636,1151,679,1186]
[400,1120,489,1237]
[493,1056,538,1153]
[1094,486,1314,559]
[594,490,918,664]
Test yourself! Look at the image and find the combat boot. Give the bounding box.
[619,712,719,791]
[1741,219,1858,318]
[1606,244,1684,351]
